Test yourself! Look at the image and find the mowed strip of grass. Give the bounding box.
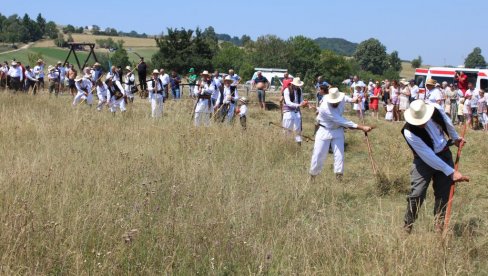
[0,91,487,274]
[0,47,93,68]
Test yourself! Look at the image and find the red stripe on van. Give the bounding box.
[429,70,455,76]
[415,69,428,74]
[479,72,487,77]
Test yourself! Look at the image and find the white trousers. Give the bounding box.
[97,93,108,111]
[151,94,163,118]
[110,97,126,113]
[73,92,93,106]
[194,112,211,127]
[125,84,134,99]
[282,115,302,143]
[309,130,345,175]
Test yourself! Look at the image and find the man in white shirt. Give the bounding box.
[193,70,215,127]
[282,78,309,145]
[309,88,372,181]
[425,78,443,106]
[33,59,45,91]
[24,65,38,94]
[401,100,468,233]
[159,69,170,100]
[211,70,223,106]
[465,82,479,129]
[8,61,23,92]
[408,79,419,101]
[72,75,93,106]
[149,70,164,118]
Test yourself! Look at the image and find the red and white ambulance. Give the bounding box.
[414,67,481,92]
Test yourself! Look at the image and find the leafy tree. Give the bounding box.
[110,40,129,67]
[63,24,76,34]
[241,35,251,47]
[152,27,215,74]
[314,37,358,56]
[92,25,100,34]
[96,37,117,49]
[4,21,22,44]
[66,33,74,43]
[411,56,422,68]
[464,47,486,68]
[36,13,46,35]
[287,35,321,77]
[45,21,58,39]
[388,50,402,72]
[212,42,246,72]
[249,35,289,69]
[353,38,389,75]
[316,50,352,85]
[22,13,42,42]
[202,26,218,55]
[54,32,66,47]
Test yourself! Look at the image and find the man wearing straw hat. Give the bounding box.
[282,77,308,145]
[47,65,60,96]
[148,69,164,118]
[215,75,239,123]
[72,75,93,106]
[33,59,45,91]
[401,100,469,233]
[7,61,23,92]
[124,66,136,103]
[193,70,215,127]
[309,88,373,181]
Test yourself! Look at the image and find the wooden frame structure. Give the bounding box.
[63,43,99,71]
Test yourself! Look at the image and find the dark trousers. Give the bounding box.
[138,73,147,91]
[10,77,20,91]
[240,115,247,130]
[404,149,454,226]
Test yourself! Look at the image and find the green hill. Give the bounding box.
[314,37,358,56]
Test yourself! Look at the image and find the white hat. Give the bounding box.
[291,77,304,87]
[200,70,210,76]
[125,66,131,71]
[239,97,248,104]
[47,65,54,71]
[152,69,159,74]
[324,87,345,104]
[37,59,44,63]
[57,61,62,65]
[11,61,17,66]
[404,100,435,126]
[75,76,83,82]
[223,75,233,83]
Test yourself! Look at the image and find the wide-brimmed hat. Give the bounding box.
[37,59,44,63]
[239,97,248,104]
[152,69,159,74]
[200,70,210,76]
[324,87,345,104]
[425,78,436,86]
[125,66,131,71]
[93,62,101,67]
[11,61,17,66]
[75,76,83,82]
[47,65,54,71]
[57,61,62,65]
[400,80,409,85]
[223,75,233,83]
[291,77,304,87]
[404,100,435,126]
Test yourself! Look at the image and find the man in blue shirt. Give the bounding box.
[170,70,181,100]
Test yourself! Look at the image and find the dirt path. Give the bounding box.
[0,42,34,54]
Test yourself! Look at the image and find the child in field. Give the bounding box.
[477,90,487,131]
[385,99,394,122]
[457,98,465,125]
[236,97,248,130]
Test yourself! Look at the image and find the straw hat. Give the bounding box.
[47,65,54,71]
[11,61,17,66]
[37,59,44,63]
[239,97,248,104]
[125,66,131,71]
[152,69,159,74]
[425,78,436,86]
[324,87,345,104]
[75,76,83,82]
[57,61,62,65]
[200,70,210,76]
[404,100,435,126]
[291,77,304,87]
[93,62,101,67]
[400,80,409,86]
[223,75,233,83]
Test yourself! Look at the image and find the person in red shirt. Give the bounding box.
[281,72,293,93]
[370,81,382,119]
[455,71,468,95]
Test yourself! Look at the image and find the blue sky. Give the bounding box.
[4,0,487,66]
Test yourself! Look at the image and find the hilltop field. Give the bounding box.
[0,88,487,274]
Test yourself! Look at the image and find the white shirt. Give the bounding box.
[426,88,442,104]
[33,64,44,78]
[228,74,240,87]
[159,73,170,85]
[106,71,119,82]
[194,81,215,113]
[75,79,92,94]
[96,82,109,98]
[8,67,23,80]
[465,89,479,107]
[58,66,66,80]
[25,70,37,81]
[47,71,59,81]
[317,99,358,130]
[148,78,163,92]
[216,86,238,107]
[125,73,135,85]
[239,105,247,117]
[403,105,459,176]
[211,78,221,100]
[409,85,419,100]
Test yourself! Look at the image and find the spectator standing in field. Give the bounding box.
[385,99,394,122]
[187,68,198,98]
[67,64,77,96]
[0,62,9,88]
[425,79,443,106]
[455,71,468,95]
[8,61,23,92]
[281,71,293,93]
[399,80,411,120]
[463,95,472,127]
[33,59,44,91]
[465,82,479,129]
[390,80,400,121]
[352,82,365,119]
[228,69,241,97]
[370,81,381,119]
[137,57,147,92]
[253,71,269,110]
[408,79,419,102]
[211,70,223,106]
[47,65,60,96]
[457,98,465,126]
[170,70,181,100]
[382,79,391,104]
[159,69,170,100]
[477,89,487,131]
[56,61,66,93]
[445,83,459,123]
[237,97,248,130]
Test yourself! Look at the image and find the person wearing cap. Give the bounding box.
[137,57,147,92]
[187,68,198,98]
[106,76,127,113]
[72,75,93,106]
[236,97,248,130]
[282,77,308,145]
[124,66,136,103]
[401,100,468,233]
[67,64,78,96]
[252,71,269,110]
[33,59,45,91]
[148,69,164,118]
[216,75,239,123]
[193,70,215,127]
[408,79,419,102]
[309,87,373,181]
[47,65,60,96]
[7,61,23,92]
[24,65,38,94]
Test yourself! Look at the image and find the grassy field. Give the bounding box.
[34,34,157,48]
[0,90,487,274]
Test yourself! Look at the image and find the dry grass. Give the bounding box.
[0,90,487,274]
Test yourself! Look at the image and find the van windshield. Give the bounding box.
[414,75,426,88]
[431,76,454,85]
